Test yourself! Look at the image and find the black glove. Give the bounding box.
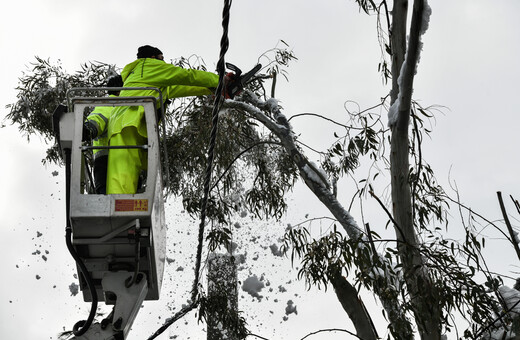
[82,121,97,142]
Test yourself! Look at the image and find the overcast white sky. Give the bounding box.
[1,1,520,339]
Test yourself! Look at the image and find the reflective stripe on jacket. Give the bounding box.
[86,95,118,157]
[108,58,219,139]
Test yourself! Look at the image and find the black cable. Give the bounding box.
[64,148,99,336]
[191,0,231,302]
[125,230,141,288]
[147,1,232,339]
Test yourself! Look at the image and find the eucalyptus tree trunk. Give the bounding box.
[389,0,441,338]
[207,253,241,340]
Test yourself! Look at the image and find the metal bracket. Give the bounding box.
[74,219,140,245]
[102,271,148,335]
[70,271,148,340]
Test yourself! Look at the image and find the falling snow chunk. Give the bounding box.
[269,244,283,257]
[242,275,265,299]
[285,300,297,315]
[52,170,59,177]
[69,282,79,296]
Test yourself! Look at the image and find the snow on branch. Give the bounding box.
[498,286,520,315]
[225,91,362,239]
[388,0,432,127]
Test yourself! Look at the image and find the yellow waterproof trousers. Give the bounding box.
[106,127,147,194]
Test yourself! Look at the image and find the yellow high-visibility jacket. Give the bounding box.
[107,58,219,140]
[86,95,117,158]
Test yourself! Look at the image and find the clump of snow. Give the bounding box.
[285,300,297,315]
[234,253,246,266]
[387,97,400,127]
[302,164,329,189]
[269,244,283,257]
[242,275,265,299]
[265,98,279,111]
[69,282,79,296]
[421,1,432,35]
[498,285,520,313]
[388,3,432,128]
[513,231,520,246]
[226,241,238,254]
[52,170,59,177]
[387,58,407,127]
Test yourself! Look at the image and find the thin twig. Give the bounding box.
[511,195,520,215]
[300,328,365,340]
[442,194,512,242]
[497,191,520,262]
[210,141,282,191]
[368,187,408,243]
[270,70,277,98]
[365,223,378,255]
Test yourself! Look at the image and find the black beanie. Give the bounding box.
[137,45,163,59]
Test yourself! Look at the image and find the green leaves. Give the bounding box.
[5,57,116,164]
[206,227,232,252]
[321,107,384,181]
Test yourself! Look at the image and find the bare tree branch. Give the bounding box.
[497,191,520,262]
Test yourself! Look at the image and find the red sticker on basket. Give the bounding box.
[115,199,148,212]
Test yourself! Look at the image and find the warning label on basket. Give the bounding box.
[115,199,149,212]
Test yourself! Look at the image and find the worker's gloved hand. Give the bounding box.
[223,72,240,99]
[82,121,97,142]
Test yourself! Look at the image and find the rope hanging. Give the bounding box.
[192,0,232,300]
[147,1,232,338]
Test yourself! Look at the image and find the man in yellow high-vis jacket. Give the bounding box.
[106,45,220,194]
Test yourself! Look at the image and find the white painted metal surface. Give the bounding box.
[65,95,167,302]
